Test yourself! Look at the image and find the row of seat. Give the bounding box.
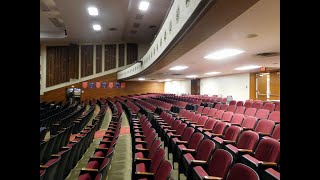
[78,102,123,180]
[40,101,107,180]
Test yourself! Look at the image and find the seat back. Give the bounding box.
[236,101,244,107]
[186,111,195,120]
[230,114,244,125]
[207,149,233,178]
[244,101,252,109]
[181,127,195,141]
[214,103,222,110]
[241,116,258,129]
[171,120,182,130]
[220,112,233,122]
[254,120,275,135]
[213,110,225,119]
[196,106,204,113]
[99,158,111,178]
[149,140,162,159]
[254,138,280,163]
[197,116,208,126]
[244,108,257,117]
[271,124,280,141]
[252,102,263,109]
[187,132,204,149]
[212,121,227,135]
[263,103,275,112]
[255,109,270,119]
[207,108,218,117]
[275,104,280,111]
[195,139,215,161]
[190,113,201,123]
[223,126,242,141]
[203,118,218,130]
[268,111,280,123]
[234,106,246,114]
[154,160,173,180]
[229,100,237,106]
[220,104,229,111]
[202,107,210,115]
[236,131,259,150]
[150,148,166,174]
[176,123,188,135]
[227,105,237,113]
[178,109,187,117]
[226,163,259,180]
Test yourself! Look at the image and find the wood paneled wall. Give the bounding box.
[105,44,116,71]
[40,72,164,103]
[81,45,93,77]
[127,43,138,64]
[96,45,102,73]
[46,46,69,87]
[118,44,125,67]
[68,44,79,79]
[249,73,256,100]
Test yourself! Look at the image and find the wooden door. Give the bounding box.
[270,72,280,100]
[191,79,200,95]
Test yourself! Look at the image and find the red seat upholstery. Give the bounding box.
[226,163,259,180]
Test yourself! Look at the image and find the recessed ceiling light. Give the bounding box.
[169,66,188,71]
[234,65,261,70]
[204,49,244,60]
[165,79,171,81]
[186,75,198,78]
[93,24,101,31]
[205,72,221,75]
[87,7,98,16]
[138,78,145,81]
[139,1,149,11]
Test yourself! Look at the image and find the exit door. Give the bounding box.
[256,72,280,100]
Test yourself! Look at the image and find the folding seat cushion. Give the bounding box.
[236,101,244,107]
[174,132,204,166]
[207,108,218,117]
[192,149,233,180]
[262,168,280,180]
[263,103,275,112]
[234,106,246,114]
[181,139,215,177]
[213,125,242,149]
[94,147,114,158]
[219,112,233,122]
[204,121,227,139]
[254,120,275,137]
[244,108,257,117]
[229,114,244,126]
[240,116,258,130]
[81,158,110,179]
[268,111,280,124]
[190,116,208,128]
[135,140,161,159]
[263,124,280,141]
[201,107,210,115]
[197,118,218,132]
[227,105,237,113]
[241,138,280,171]
[224,131,259,160]
[229,100,237,106]
[255,109,270,120]
[226,163,259,180]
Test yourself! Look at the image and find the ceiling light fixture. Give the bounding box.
[138,78,145,81]
[93,24,101,31]
[205,72,221,75]
[87,7,98,16]
[139,1,150,11]
[234,65,261,70]
[204,49,244,60]
[169,66,188,71]
[186,75,198,78]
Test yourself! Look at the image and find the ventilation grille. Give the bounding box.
[256,52,280,57]
[171,73,183,76]
[49,18,64,27]
[136,14,144,19]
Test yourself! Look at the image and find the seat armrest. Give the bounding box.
[181,149,196,153]
[203,176,223,180]
[195,125,204,127]
[258,161,277,168]
[243,127,254,131]
[176,141,188,144]
[223,140,236,144]
[166,129,176,132]
[190,160,207,166]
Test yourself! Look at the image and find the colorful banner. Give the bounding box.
[89,82,95,88]
[108,82,114,88]
[96,82,101,88]
[102,82,107,88]
[115,82,120,88]
[82,82,88,89]
[121,82,126,88]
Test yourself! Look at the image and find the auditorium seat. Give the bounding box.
[135,139,161,159]
[244,108,257,117]
[191,149,233,180]
[236,101,244,107]
[229,114,244,126]
[169,127,194,157]
[196,117,218,132]
[255,109,270,120]
[220,104,229,111]
[218,111,233,123]
[244,101,252,109]
[135,160,173,180]
[234,106,246,115]
[79,158,110,180]
[203,121,227,139]
[201,107,210,115]
[207,108,218,118]
[227,105,237,113]
[263,103,275,112]
[225,163,260,180]
[229,100,237,106]
[40,156,61,180]
[263,124,280,141]
[190,115,208,128]
[253,119,275,138]
[267,111,280,124]
[212,125,242,149]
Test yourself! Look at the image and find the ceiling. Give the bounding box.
[130,0,280,81]
[40,0,172,43]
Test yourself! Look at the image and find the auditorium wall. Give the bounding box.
[164,80,191,94]
[40,72,164,103]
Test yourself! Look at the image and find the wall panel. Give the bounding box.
[105,44,116,71]
[81,45,93,77]
[96,45,102,73]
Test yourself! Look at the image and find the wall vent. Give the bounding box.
[256,52,280,57]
